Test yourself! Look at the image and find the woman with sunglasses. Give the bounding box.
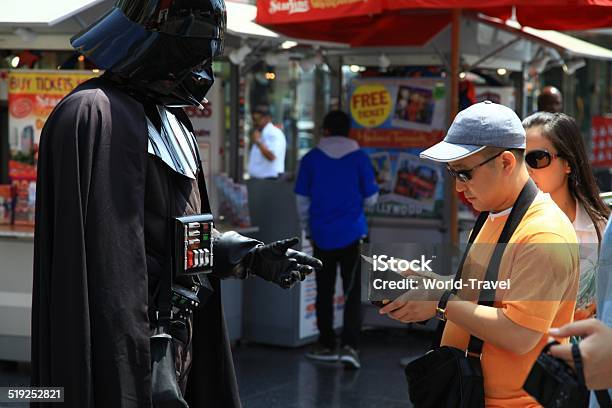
[523,112,610,322]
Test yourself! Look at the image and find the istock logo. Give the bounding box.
[372,255,434,273]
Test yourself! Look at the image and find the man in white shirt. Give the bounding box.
[248,105,286,179]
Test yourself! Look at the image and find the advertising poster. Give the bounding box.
[475,86,515,110]
[299,272,345,340]
[349,77,446,219]
[591,115,612,168]
[8,70,98,225]
[299,238,344,340]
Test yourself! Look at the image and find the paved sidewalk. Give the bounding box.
[0,327,431,407]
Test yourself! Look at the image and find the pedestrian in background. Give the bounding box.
[248,105,286,179]
[537,86,563,113]
[524,112,610,323]
[295,110,379,369]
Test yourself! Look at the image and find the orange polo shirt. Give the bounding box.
[441,193,579,407]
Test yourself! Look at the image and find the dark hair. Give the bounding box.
[509,148,525,162]
[523,112,610,242]
[537,86,562,113]
[537,93,555,112]
[252,105,271,116]
[322,110,351,137]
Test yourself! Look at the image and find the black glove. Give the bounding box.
[212,231,262,279]
[246,237,322,289]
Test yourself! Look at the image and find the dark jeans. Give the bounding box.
[313,239,362,350]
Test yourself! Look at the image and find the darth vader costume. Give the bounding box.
[31,1,321,407]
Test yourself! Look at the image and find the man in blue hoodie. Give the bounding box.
[295,110,379,369]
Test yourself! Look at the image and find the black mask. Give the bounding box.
[71,0,225,107]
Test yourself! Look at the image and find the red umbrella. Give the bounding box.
[256,0,612,47]
[386,0,612,31]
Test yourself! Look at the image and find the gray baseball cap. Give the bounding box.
[420,100,526,163]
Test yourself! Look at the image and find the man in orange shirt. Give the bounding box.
[380,101,579,407]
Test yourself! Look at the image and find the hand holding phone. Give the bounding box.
[371,299,391,308]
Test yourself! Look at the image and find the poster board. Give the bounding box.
[299,270,345,340]
[591,115,612,168]
[7,70,98,225]
[475,86,515,110]
[348,77,447,219]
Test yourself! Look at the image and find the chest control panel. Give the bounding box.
[173,214,214,276]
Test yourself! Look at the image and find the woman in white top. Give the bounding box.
[523,112,610,321]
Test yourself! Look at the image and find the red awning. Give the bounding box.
[260,0,383,24]
[256,0,612,47]
[259,10,453,46]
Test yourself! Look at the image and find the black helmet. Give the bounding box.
[71,0,226,107]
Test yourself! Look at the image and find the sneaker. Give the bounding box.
[305,343,338,362]
[339,345,361,369]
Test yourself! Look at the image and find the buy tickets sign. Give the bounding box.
[8,70,98,226]
[8,70,98,159]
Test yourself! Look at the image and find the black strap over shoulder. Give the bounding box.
[434,179,539,355]
[431,211,487,347]
[466,179,538,356]
[596,390,612,407]
[453,211,488,286]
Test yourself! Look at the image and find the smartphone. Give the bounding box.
[371,299,392,308]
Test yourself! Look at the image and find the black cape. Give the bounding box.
[32,77,241,408]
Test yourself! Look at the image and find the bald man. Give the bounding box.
[537,86,563,113]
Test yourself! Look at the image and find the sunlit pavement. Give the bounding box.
[235,327,431,408]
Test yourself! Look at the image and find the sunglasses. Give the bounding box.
[446,151,504,183]
[525,149,561,169]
